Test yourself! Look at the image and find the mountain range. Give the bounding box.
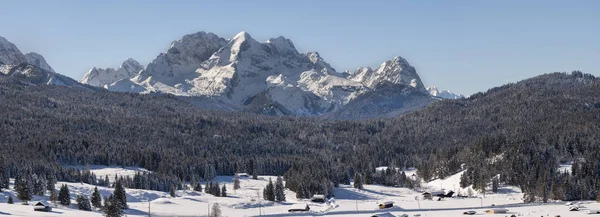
[0,32,461,119]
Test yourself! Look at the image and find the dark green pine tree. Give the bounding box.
[221,184,227,197]
[113,180,128,209]
[492,177,499,193]
[206,181,213,194]
[194,182,202,192]
[275,176,285,202]
[233,174,241,190]
[263,178,275,201]
[214,182,221,197]
[76,194,92,211]
[295,184,305,199]
[169,185,176,197]
[7,195,13,204]
[353,173,363,190]
[459,172,470,188]
[91,186,103,208]
[58,184,71,205]
[17,175,32,204]
[103,195,123,217]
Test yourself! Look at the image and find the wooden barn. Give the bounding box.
[378,201,394,209]
[422,192,432,200]
[288,203,310,212]
[33,201,52,212]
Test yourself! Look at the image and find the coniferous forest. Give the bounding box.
[1,71,600,202]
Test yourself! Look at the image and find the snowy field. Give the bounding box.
[1,166,598,217]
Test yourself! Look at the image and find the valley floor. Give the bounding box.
[0,166,597,217]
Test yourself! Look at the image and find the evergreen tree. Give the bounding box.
[17,175,32,204]
[76,194,92,211]
[7,196,13,204]
[492,177,499,193]
[353,173,364,190]
[33,175,45,196]
[0,158,7,190]
[194,182,202,192]
[459,172,470,188]
[233,173,241,190]
[169,185,176,197]
[91,186,102,208]
[50,190,58,204]
[210,203,221,217]
[221,184,227,197]
[295,183,305,199]
[113,180,127,209]
[46,174,56,193]
[103,195,123,217]
[275,176,285,202]
[214,182,221,197]
[263,178,275,201]
[58,184,71,205]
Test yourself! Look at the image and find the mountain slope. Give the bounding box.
[85,31,432,118]
[1,71,599,203]
[25,52,56,73]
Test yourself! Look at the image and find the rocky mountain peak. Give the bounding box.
[0,36,27,66]
[25,52,56,73]
[81,58,143,87]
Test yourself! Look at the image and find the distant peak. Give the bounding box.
[232,31,253,41]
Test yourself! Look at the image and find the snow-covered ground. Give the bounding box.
[1,166,598,217]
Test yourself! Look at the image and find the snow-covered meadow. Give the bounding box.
[1,166,598,217]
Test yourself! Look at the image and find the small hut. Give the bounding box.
[311,194,325,203]
[422,192,432,200]
[484,208,508,214]
[288,203,310,212]
[33,201,52,212]
[378,201,394,209]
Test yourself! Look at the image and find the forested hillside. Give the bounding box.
[1,71,599,201]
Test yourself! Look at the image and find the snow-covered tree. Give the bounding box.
[275,176,285,202]
[210,203,221,217]
[76,194,92,211]
[17,175,32,204]
[103,195,123,217]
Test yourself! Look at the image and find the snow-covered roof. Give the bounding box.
[34,201,49,206]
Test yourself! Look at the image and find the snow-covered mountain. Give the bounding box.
[427,85,464,99]
[80,58,143,87]
[0,36,81,87]
[84,31,435,118]
[25,52,56,73]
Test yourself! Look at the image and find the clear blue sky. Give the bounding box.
[1,0,598,95]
